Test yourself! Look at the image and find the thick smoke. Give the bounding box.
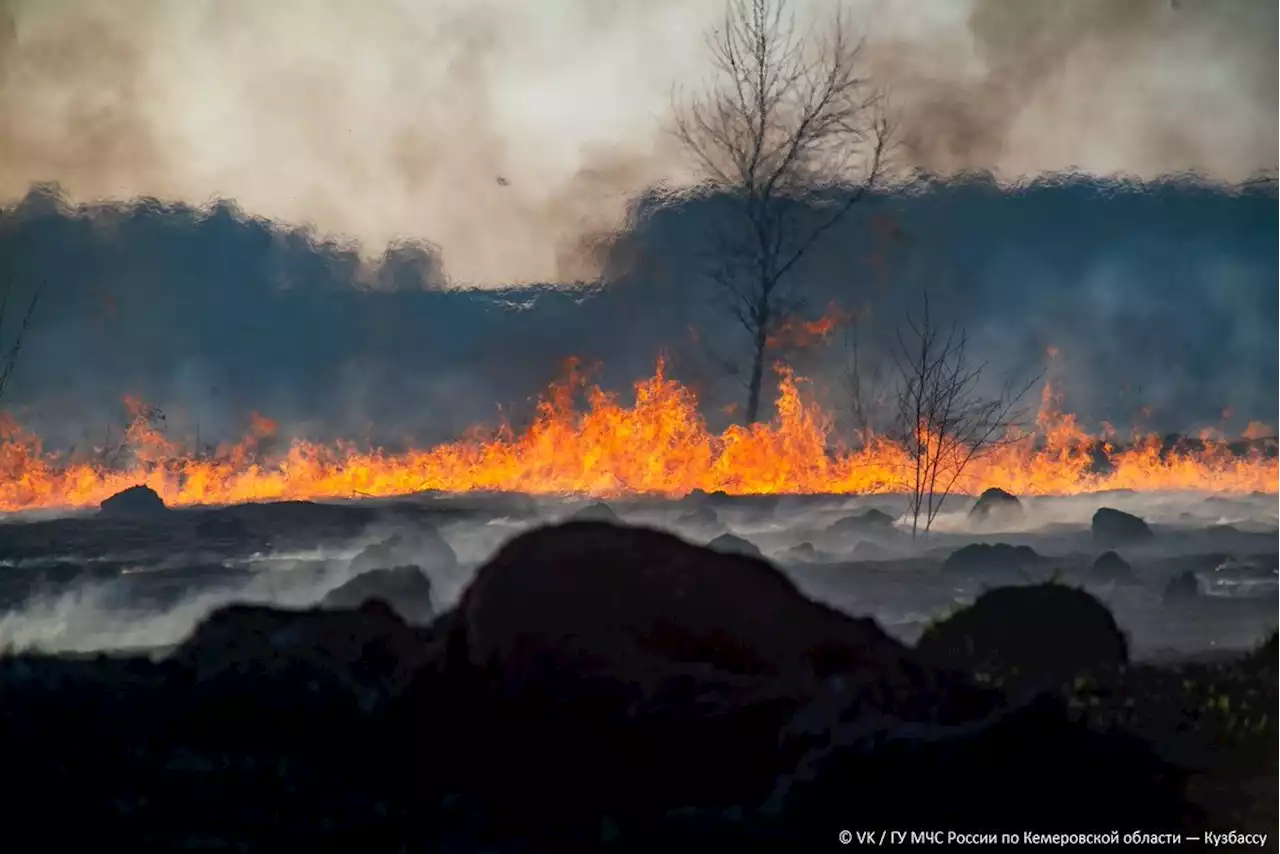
[0,0,1274,286]
[0,177,1275,450]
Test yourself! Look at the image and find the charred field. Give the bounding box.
[0,486,1275,849]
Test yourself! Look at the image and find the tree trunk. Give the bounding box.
[744,300,771,424]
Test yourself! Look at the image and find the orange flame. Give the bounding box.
[0,360,1275,512]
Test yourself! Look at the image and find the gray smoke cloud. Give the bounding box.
[0,0,1274,286]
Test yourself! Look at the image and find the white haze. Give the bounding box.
[0,0,1274,285]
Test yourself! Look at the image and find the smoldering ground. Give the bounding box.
[0,490,1274,657]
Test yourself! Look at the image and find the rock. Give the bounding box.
[170,600,434,701]
[438,520,932,808]
[350,528,456,574]
[706,532,763,559]
[1087,550,1135,583]
[1092,507,1153,549]
[850,540,893,560]
[1162,570,1201,602]
[782,542,822,563]
[322,565,435,625]
[676,505,719,528]
[568,501,621,524]
[968,488,1023,525]
[98,485,167,519]
[826,509,896,538]
[916,583,1129,690]
[942,543,1039,582]
[453,521,916,693]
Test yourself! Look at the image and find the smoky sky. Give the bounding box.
[0,0,1274,286]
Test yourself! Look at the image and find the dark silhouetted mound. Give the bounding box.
[322,565,435,625]
[427,521,955,811]
[916,583,1128,690]
[350,527,456,574]
[170,600,433,702]
[968,487,1023,525]
[1163,570,1201,602]
[1088,550,1136,583]
[942,543,1039,582]
[851,540,892,560]
[782,542,824,562]
[454,522,912,690]
[827,508,896,537]
[706,532,763,559]
[677,505,719,527]
[569,501,621,523]
[769,693,1192,839]
[98,485,167,518]
[1092,507,1153,549]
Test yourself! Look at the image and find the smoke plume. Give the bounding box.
[0,0,1273,286]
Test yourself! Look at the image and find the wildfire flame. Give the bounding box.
[0,359,1275,513]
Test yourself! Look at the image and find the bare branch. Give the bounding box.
[672,0,893,423]
[890,288,1043,539]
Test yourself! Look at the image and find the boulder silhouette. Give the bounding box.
[826,508,896,538]
[1163,570,1201,603]
[322,565,435,624]
[706,532,764,559]
[433,521,945,810]
[942,543,1039,582]
[676,505,720,528]
[968,487,1023,525]
[350,528,456,574]
[452,521,916,693]
[916,583,1129,690]
[1092,507,1153,549]
[1086,550,1136,583]
[568,501,621,524]
[170,599,433,702]
[98,485,167,519]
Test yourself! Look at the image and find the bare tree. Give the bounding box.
[890,291,1043,539]
[673,0,891,423]
[0,278,40,404]
[841,313,891,446]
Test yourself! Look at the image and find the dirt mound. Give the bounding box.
[568,501,621,523]
[676,505,720,528]
[942,543,1039,582]
[706,532,763,559]
[1093,507,1154,549]
[1163,570,1202,602]
[916,583,1129,690]
[322,565,435,625]
[350,528,456,574]
[170,600,433,702]
[1087,550,1136,583]
[452,521,916,692]
[968,487,1024,525]
[826,508,896,538]
[98,485,167,519]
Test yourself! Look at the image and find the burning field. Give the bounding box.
[1,360,1275,513]
[1,0,1277,847]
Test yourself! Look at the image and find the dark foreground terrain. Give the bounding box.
[0,490,1276,851]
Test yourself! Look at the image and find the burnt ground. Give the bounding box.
[0,489,1275,850]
